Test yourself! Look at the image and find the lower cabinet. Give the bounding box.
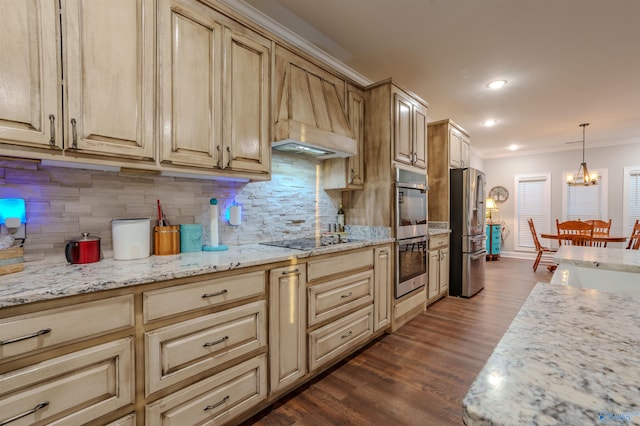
[0,338,134,425]
[268,264,307,394]
[145,354,267,425]
[374,246,392,331]
[428,234,449,304]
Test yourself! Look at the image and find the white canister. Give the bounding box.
[112,218,151,260]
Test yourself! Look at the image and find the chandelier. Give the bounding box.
[566,123,598,186]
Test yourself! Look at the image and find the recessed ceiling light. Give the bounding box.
[483,119,498,127]
[487,80,507,89]
[509,144,518,151]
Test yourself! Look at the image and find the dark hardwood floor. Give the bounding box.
[242,257,553,426]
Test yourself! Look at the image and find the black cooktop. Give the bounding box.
[260,236,357,250]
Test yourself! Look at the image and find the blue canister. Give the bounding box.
[180,224,203,252]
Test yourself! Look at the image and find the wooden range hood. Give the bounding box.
[273,64,357,159]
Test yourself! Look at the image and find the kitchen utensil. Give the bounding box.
[154,225,180,255]
[112,218,151,260]
[65,232,101,264]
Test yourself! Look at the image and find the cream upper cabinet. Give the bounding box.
[448,126,471,168]
[324,84,365,190]
[158,0,271,173]
[393,88,427,170]
[0,0,155,158]
[158,0,223,168]
[223,25,271,173]
[0,0,61,149]
[63,0,155,159]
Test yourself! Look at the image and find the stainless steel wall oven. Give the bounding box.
[395,166,428,298]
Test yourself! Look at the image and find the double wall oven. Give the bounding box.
[395,166,428,298]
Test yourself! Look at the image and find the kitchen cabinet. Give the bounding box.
[374,245,392,331]
[428,234,449,304]
[427,118,472,223]
[0,0,155,159]
[486,223,501,260]
[158,0,271,173]
[324,84,365,190]
[269,264,307,395]
[394,90,428,169]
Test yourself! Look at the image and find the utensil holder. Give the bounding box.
[154,226,180,255]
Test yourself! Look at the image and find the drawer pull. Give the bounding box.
[203,336,229,347]
[202,289,228,298]
[341,331,353,339]
[0,328,51,346]
[0,401,49,425]
[282,269,299,275]
[48,114,56,146]
[204,395,229,411]
[341,292,353,299]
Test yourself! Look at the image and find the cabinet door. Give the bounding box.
[158,0,223,168]
[412,103,427,169]
[460,135,470,168]
[439,247,449,294]
[0,0,61,149]
[393,92,413,166]
[348,86,365,186]
[223,26,271,173]
[374,246,391,331]
[269,264,307,394]
[64,0,154,159]
[428,249,440,300]
[449,128,462,168]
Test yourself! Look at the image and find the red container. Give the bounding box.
[65,233,101,264]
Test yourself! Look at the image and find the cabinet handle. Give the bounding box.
[341,292,353,299]
[70,118,77,149]
[0,401,49,425]
[202,335,229,347]
[341,330,353,339]
[201,289,228,298]
[226,146,231,168]
[282,269,299,275]
[216,145,221,167]
[48,114,56,146]
[204,395,229,411]
[0,328,51,346]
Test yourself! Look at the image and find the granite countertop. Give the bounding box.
[554,246,640,273]
[0,238,393,309]
[462,282,640,425]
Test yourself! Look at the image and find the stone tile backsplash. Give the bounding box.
[0,153,342,263]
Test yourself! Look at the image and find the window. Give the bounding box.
[623,166,640,236]
[562,169,608,221]
[514,173,551,250]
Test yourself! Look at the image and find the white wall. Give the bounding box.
[483,143,640,252]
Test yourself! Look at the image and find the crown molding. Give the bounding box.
[218,0,372,87]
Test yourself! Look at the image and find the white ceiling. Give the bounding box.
[239,0,640,159]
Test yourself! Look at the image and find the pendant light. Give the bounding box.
[566,123,598,186]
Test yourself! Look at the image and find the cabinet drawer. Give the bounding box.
[308,270,373,326]
[307,249,373,282]
[145,354,267,426]
[0,338,134,426]
[106,413,136,426]
[0,295,134,361]
[429,234,449,250]
[143,271,265,322]
[145,301,266,395]
[308,305,373,372]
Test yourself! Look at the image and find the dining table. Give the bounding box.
[540,232,627,244]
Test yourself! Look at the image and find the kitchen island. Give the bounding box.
[462,282,640,425]
[550,246,640,294]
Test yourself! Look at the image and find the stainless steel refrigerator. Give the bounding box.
[449,167,487,297]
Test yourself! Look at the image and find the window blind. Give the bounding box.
[516,175,550,249]
[625,168,640,235]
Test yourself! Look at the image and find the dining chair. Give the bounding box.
[627,220,640,250]
[556,220,595,246]
[528,218,557,271]
[584,219,612,247]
